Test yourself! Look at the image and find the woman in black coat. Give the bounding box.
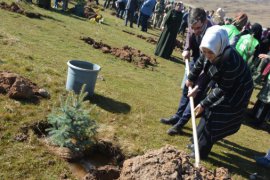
[154,3,182,59]
[186,25,254,159]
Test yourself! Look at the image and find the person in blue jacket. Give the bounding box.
[139,0,156,32]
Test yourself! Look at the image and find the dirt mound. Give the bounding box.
[122,30,135,35]
[0,2,41,19]
[119,145,231,180]
[146,37,157,44]
[81,37,157,69]
[122,30,158,45]
[136,34,147,40]
[84,165,120,180]
[0,71,50,100]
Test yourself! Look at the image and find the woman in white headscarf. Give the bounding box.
[186,25,254,159]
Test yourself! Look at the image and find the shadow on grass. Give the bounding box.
[206,139,270,179]
[180,126,192,137]
[14,97,40,105]
[49,8,87,22]
[146,31,160,38]
[242,109,270,133]
[88,94,131,114]
[0,59,5,64]
[40,14,63,22]
[169,56,185,65]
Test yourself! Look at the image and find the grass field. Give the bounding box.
[0,1,269,179]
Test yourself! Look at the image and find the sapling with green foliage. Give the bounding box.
[46,85,98,152]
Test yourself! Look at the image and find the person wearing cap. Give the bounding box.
[186,25,253,158]
[160,8,213,135]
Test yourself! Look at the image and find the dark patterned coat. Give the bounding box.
[188,47,254,141]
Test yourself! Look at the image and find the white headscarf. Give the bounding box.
[200,25,229,57]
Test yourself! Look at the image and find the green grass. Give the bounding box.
[0,1,269,179]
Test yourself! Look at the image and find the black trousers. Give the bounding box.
[196,117,213,159]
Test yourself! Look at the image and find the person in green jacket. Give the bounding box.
[235,23,262,62]
[223,12,248,45]
[154,3,182,59]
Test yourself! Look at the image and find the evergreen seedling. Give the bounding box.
[46,85,97,152]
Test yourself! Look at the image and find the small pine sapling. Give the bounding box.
[46,85,97,152]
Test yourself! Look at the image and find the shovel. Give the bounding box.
[185,59,200,168]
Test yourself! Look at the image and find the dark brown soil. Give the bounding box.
[122,30,158,45]
[81,36,158,69]
[30,120,52,137]
[120,145,231,180]
[122,30,135,36]
[0,2,41,19]
[0,71,50,100]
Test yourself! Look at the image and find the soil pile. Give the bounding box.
[119,145,231,180]
[0,71,50,100]
[84,165,120,180]
[122,30,135,36]
[122,30,158,45]
[146,37,158,44]
[81,37,157,69]
[0,2,42,18]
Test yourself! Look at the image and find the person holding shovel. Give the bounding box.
[186,25,254,159]
[160,7,213,135]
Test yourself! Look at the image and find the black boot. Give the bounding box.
[160,116,179,125]
[167,124,183,135]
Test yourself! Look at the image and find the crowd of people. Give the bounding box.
[51,0,270,169]
[99,0,270,169]
[150,2,270,168]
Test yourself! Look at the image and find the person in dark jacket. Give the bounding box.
[178,10,189,35]
[154,3,183,59]
[186,25,254,159]
[125,0,138,27]
[160,8,213,135]
[116,0,127,18]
